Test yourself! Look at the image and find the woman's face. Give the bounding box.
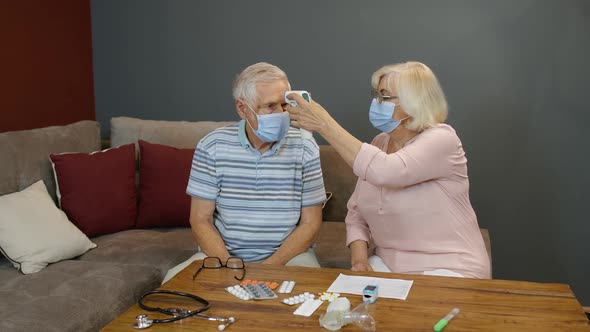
[377,76,408,121]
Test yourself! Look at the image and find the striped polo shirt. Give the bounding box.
[186,120,326,261]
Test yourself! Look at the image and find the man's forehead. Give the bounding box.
[256,80,289,90]
[256,80,289,103]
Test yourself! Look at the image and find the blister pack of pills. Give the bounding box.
[277,280,296,293]
[225,285,252,300]
[281,292,315,305]
[240,279,279,290]
[293,299,323,317]
[242,283,277,300]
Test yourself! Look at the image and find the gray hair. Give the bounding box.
[232,62,290,106]
[371,61,448,132]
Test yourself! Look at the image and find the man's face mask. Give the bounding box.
[368,98,408,133]
[246,104,290,142]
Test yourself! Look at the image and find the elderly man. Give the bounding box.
[163,63,326,283]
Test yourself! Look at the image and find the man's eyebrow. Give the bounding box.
[261,99,282,105]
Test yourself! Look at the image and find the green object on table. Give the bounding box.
[433,318,448,331]
[433,308,460,331]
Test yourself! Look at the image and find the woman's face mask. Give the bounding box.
[368,98,407,133]
[246,105,290,142]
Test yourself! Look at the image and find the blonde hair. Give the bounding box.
[371,61,448,132]
[232,62,290,106]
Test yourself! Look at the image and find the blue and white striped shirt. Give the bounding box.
[186,120,326,261]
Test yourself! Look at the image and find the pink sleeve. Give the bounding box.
[353,126,461,188]
[345,179,371,246]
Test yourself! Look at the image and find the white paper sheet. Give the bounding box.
[326,274,413,300]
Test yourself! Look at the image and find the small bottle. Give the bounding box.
[319,300,376,332]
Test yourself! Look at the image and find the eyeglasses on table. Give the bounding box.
[192,257,246,281]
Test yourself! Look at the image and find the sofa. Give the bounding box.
[0,116,491,332]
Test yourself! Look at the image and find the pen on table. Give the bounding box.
[433,308,460,331]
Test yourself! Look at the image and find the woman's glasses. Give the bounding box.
[371,90,397,104]
[192,257,246,281]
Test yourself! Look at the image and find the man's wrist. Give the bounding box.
[263,255,286,265]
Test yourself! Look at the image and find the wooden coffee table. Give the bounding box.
[102,261,589,331]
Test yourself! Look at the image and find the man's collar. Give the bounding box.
[238,120,251,148]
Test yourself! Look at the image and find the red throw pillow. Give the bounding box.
[50,144,137,237]
[136,140,194,228]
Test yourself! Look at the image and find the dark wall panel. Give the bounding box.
[0,0,96,132]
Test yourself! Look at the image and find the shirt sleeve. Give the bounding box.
[301,139,327,207]
[345,179,371,246]
[352,126,462,188]
[186,141,218,201]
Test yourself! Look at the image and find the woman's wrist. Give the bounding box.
[350,240,369,264]
[319,115,342,143]
[316,110,334,137]
[351,258,369,266]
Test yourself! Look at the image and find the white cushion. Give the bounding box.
[0,180,97,274]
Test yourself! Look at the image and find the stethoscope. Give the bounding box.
[133,290,236,330]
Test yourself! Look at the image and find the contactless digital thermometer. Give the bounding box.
[284,90,313,138]
[284,90,311,107]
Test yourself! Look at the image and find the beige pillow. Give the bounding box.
[0,180,97,274]
[110,116,235,149]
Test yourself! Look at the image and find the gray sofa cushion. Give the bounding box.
[0,259,161,332]
[0,120,100,203]
[79,228,197,277]
[110,116,235,149]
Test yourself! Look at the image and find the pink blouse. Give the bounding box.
[346,124,491,278]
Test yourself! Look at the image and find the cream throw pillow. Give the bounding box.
[0,180,97,274]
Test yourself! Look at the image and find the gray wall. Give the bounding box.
[91,0,590,304]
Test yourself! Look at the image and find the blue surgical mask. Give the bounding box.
[246,105,290,142]
[369,98,407,133]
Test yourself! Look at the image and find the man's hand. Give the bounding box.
[261,257,279,265]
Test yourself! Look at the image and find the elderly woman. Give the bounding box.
[286,61,490,278]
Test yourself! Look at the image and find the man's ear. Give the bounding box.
[236,99,247,120]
